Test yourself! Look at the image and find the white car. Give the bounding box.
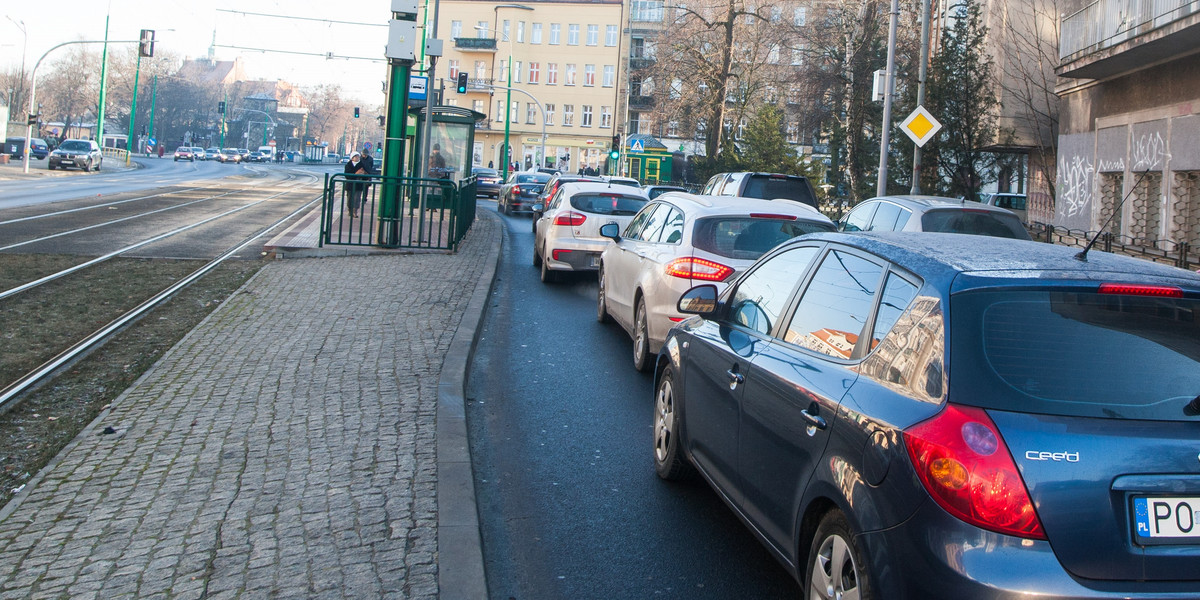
[533,182,650,283]
[597,192,836,371]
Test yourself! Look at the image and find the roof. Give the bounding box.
[557,181,650,197]
[864,195,1014,214]
[654,192,833,223]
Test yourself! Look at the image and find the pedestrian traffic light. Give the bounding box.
[354,107,360,118]
[139,29,155,58]
[218,101,226,114]
[456,72,469,94]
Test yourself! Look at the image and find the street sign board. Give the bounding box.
[409,75,428,102]
[630,139,645,153]
[900,106,942,147]
[147,137,157,148]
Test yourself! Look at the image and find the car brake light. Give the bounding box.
[903,404,1045,539]
[665,257,734,282]
[552,249,573,261]
[1098,283,1183,298]
[553,211,587,226]
[748,213,797,220]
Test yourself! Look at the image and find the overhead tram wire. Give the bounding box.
[214,10,389,28]
[212,44,387,63]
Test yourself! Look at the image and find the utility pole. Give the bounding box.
[910,0,932,194]
[380,0,419,245]
[148,74,158,154]
[876,0,900,196]
[97,13,111,146]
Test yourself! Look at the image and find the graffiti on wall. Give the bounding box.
[1057,154,1095,219]
[1132,132,1167,171]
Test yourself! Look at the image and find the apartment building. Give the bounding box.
[432,0,625,174]
[1055,0,1200,249]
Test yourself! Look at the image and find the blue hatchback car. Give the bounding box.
[654,232,1200,598]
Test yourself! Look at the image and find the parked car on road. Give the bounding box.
[173,147,194,161]
[981,192,1029,223]
[702,171,820,209]
[4,137,50,160]
[839,195,1031,240]
[598,193,835,371]
[498,171,551,214]
[472,167,503,198]
[654,231,1200,598]
[532,181,649,282]
[47,139,102,171]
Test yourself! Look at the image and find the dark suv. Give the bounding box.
[701,171,819,209]
[655,231,1200,598]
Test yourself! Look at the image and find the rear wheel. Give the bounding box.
[807,511,872,600]
[633,298,651,372]
[47,163,54,171]
[596,266,612,323]
[654,367,693,480]
[532,240,542,267]
[94,161,101,171]
[539,251,557,283]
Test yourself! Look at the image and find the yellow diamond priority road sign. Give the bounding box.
[900,106,942,148]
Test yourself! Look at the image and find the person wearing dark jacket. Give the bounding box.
[344,152,368,218]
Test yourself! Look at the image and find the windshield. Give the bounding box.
[693,216,834,260]
[950,289,1200,420]
[921,209,1030,239]
[60,141,91,152]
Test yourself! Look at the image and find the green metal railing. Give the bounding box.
[321,173,477,251]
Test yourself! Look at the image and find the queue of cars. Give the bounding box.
[493,171,1200,598]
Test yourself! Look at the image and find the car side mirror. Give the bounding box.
[533,203,543,212]
[677,285,719,317]
[599,223,621,241]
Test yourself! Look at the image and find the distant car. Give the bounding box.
[532,181,649,283]
[654,231,1200,597]
[472,167,503,198]
[981,192,1029,223]
[48,139,103,171]
[701,171,820,209]
[219,148,242,163]
[603,176,643,189]
[531,173,604,224]
[205,147,223,161]
[598,192,835,371]
[4,136,49,160]
[236,148,251,162]
[498,171,551,214]
[173,147,194,161]
[644,184,690,200]
[839,195,1031,240]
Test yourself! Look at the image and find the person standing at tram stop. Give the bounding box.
[344,151,368,219]
[360,142,377,175]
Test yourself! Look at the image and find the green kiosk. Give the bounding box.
[621,134,674,183]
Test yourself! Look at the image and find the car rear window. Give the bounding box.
[742,175,817,207]
[516,173,550,184]
[693,217,834,260]
[569,193,646,216]
[950,289,1200,420]
[992,195,1026,210]
[921,209,1030,239]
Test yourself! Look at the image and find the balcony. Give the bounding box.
[467,78,495,92]
[629,95,655,110]
[1059,0,1200,79]
[454,37,498,52]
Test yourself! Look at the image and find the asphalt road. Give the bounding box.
[466,204,799,599]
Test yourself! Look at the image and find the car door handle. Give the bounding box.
[725,369,745,385]
[800,407,828,430]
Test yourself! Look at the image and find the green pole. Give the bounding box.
[380,59,413,245]
[148,74,157,154]
[502,55,513,179]
[97,14,110,146]
[220,91,227,147]
[125,52,141,165]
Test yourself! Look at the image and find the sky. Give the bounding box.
[3,1,393,104]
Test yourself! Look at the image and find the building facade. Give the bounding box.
[1055,0,1200,250]
[432,0,625,174]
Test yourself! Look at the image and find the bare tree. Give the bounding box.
[37,46,102,142]
[303,84,354,144]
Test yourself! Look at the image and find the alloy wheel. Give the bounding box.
[809,533,861,600]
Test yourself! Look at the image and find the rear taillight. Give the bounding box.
[553,211,587,226]
[903,404,1045,539]
[665,257,734,282]
[748,213,797,220]
[1098,283,1183,298]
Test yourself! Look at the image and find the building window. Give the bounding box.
[511,102,520,123]
[582,105,593,127]
[601,106,612,128]
[563,104,575,126]
[503,20,510,41]
[451,21,462,39]
[529,62,540,83]
[765,85,777,103]
[745,6,755,24]
[631,0,664,22]
[792,47,805,66]
[631,37,646,59]
[605,25,618,46]
[475,61,487,79]
[548,63,558,85]
[786,122,799,143]
[527,104,537,124]
[476,21,489,38]
[668,120,679,137]
[566,64,577,85]
[629,113,641,135]
[794,7,807,26]
[675,3,689,23]
[496,100,504,122]
[448,60,460,79]
[500,59,509,82]
[532,23,543,44]
[545,103,555,125]
[513,61,522,83]
[670,78,682,99]
[472,100,485,116]
[550,24,561,45]
[603,65,615,87]
[584,64,595,86]
[768,45,780,64]
[517,21,526,43]
[771,6,782,22]
[568,24,580,45]
[587,24,599,46]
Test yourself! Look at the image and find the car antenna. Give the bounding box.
[1075,167,1153,262]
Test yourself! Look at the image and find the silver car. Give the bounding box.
[47,139,103,172]
[532,182,649,283]
[597,192,836,371]
[839,194,1030,239]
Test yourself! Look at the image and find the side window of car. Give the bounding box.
[841,203,876,232]
[868,202,903,231]
[636,203,672,242]
[623,203,657,239]
[870,272,919,348]
[894,208,912,230]
[782,250,885,359]
[727,246,820,335]
[660,207,685,244]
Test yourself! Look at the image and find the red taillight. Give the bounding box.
[552,249,573,261]
[665,257,735,282]
[1098,283,1183,298]
[553,211,587,226]
[748,213,797,221]
[903,404,1045,539]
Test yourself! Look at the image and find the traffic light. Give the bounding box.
[609,146,620,161]
[139,29,155,58]
[456,72,468,94]
[354,107,360,118]
[218,101,226,114]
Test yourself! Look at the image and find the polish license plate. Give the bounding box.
[1133,496,1200,540]
[590,254,601,267]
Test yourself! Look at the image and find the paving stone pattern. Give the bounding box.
[0,214,497,599]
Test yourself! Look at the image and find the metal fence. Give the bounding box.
[1029,221,1197,270]
[321,173,477,251]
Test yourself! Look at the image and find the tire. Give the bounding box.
[633,297,652,372]
[47,163,54,171]
[654,367,694,480]
[84,160,92,172]
[500,199,510,215]
[539,252,557,283]
[807,511,872,600]
[94,161,101,172]
[532,241,542,267]
[596,266,612,323]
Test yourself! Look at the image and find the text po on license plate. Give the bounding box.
[1134,496,1200,539]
